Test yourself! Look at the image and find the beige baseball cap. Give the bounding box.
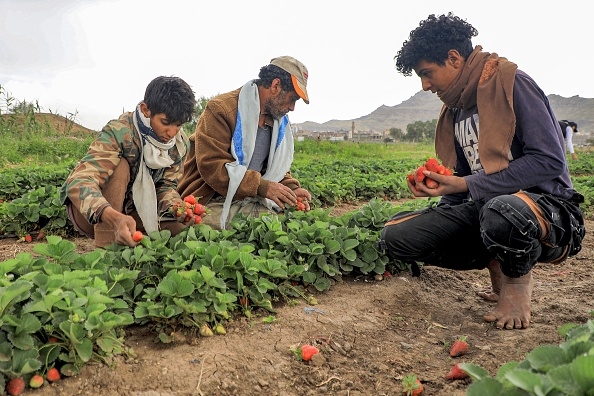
[270,56,309,104]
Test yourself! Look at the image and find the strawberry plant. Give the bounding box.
[463,318,594,395]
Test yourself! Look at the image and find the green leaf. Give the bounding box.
[504,369,545,392]
[324,239,341,254]
[11,348,42,374]
[313,277,331,291]
[548,363,581,395]
[0,280,32,316]
[526,345,569,373]
[201,266,226,289]
[571,355,594,393]
[466,378,504,396]
[7,333,36,350]
[74,338,93,362]
[341,239,359,251]
[458,363,490,381]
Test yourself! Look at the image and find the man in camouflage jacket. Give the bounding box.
[60,76,196,247]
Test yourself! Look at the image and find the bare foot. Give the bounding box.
[477,259,503,302]
[483,272,533,329]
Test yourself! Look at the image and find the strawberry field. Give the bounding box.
[1,120,594,395]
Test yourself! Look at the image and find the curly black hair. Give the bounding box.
[254,64,295,93]
[144,76,196,124]
[394,12,478,76]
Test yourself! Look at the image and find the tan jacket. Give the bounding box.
[177,87,300,204]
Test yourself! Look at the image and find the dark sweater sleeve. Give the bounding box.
[464,72,569,201]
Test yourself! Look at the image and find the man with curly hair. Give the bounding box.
[380,13,585,329]
[178,56,312,229]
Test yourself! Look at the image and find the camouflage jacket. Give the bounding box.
[59,112,189,225]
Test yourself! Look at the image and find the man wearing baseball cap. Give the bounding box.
[178,56,312,229]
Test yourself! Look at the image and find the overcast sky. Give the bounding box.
[0,0,590,131]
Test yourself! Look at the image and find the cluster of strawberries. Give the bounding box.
[5,367,60,395]
[129,194,209,242]
[407,157,453,190]
[171,194,208,224]
[295,197,306,211]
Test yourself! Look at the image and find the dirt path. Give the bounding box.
[2,217,593,396]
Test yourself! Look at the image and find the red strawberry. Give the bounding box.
[183,195,197,205]
[415,166,427,183]
[450,336,468,357]
[445,363,469,380]
[46,367,61,382]
[132,231,143,242]
[184,208,194,222]
[425,157,440,172]
[48,337,58,343]
[193,203,206,216]
[425,178,439,189]
[301,344,319,361]
[24,234,32,243]
[444,168,453,176]
[6,378,25,395]
[194,215,202,224]
[406,173,416,185]
[296,202,306,211]
[29,374,44,389]
[402,374,424,396]
[436,164,446,174]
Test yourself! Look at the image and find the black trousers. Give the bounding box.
[379,192,584,278]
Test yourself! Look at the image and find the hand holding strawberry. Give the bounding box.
[407,157,454,196]
[172,195,209,225]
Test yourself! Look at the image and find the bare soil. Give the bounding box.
[2,205,593,396]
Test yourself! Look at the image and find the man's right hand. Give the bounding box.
[100,207,138,247]
[265,182,298,209]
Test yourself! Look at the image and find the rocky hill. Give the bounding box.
[298,91,594,135]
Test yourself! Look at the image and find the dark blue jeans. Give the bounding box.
[379,193,584,278]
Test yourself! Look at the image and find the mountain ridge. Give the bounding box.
[297,91,594,134]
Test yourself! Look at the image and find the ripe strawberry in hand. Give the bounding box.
[415,165,427,183]
[183,194,197,205]
[132,231,143,242]
[450,336,468,357]
[425,178,439,189]
[296,199,306,211]
[425,157,440,173]
[445,363,469,380]
[193,203,207,216]
[407,173,416,185]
